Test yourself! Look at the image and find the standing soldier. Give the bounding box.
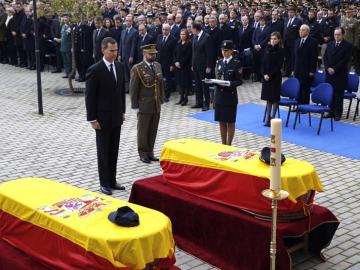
[341,7,359,72]
[130,44,164,164]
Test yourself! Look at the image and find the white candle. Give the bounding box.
[270,119,282,193]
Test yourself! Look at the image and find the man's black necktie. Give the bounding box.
[335,42,340,48]
[110,64,116,83]
[96,29,100,39]
[150,63,155,75]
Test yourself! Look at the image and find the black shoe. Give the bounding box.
[264,122,270,127]
[176,99,183,105]
[110,183,125,190]
[62,75,69,78]
[30,66,36,70]
[334,117,341,121]
[181,100,188,106]
[148,155,159,162]
[140,157,151,164]
[202,105,209,111]
[164,97,169,102]
[78,78,85,82]
[100,186,112,195]
[191,104,202,109]
[52,70,62,73]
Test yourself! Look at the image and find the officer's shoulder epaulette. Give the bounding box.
[216,59,222,64]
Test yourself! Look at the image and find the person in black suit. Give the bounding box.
[12,2,26,67]
[252,17,270,82]
[21,7,35,70]
[219,14,235,42]
[93,17,109,63]
[191,21,212,111]
[167,14,180,39]
[205,15,222,105]
[135,24,153,64]
[261,32,284,126]
[211,40,242,145]
[85,37,126,196]
[237,16,254,80]
[293,24,318,104]
[269,11,284,37]
[50,17,62,73]
[108,15,122,44]
[102,0,117,20]
[156,23,176,102]
[323,27,352,121]
[118,14,137,93]
[283,7,302,76]
[305,10,321,45]
[78,19,95,82]
[5,8,17,65]
[174,29,192,105]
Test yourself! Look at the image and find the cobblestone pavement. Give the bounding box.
[0,63,359,270]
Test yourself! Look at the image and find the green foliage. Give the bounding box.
[46,0,101,22]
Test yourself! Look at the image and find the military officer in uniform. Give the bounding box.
[341,7,359,72]
[213,40,242,146]
[130,44,164,164]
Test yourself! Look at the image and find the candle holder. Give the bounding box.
[262,189,289,270]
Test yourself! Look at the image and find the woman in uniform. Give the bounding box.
[261,31,284,127]
[214,40,242,146]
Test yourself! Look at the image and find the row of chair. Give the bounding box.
[264,71,360,135]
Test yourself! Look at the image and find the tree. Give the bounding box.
[46,0,101,93]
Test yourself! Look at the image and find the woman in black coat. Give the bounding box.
[174,29,192,105]
[261,32,284,127]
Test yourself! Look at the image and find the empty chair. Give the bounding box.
[310,70,325,92]
[344,72,359,119]
[293,83,334,135]
[279,77,301,127]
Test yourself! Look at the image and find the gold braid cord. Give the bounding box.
[134,65,157,88]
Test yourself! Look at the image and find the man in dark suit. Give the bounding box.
[135,24,153,64]
[78,19,95,82]
[323,27,352,121]
[219,14,235,42]
[85,37,126,196]
[93,17,109,63]
[12,2,26,67]
[283,7,302,76]
[269,10,284,37]
[119,14,137,93]
[167,14,180,39]
[21,7,35,70]
[306,10,321,45]
[156,23,176,101]
[191,21,212,111]
[237,15,254,80]
[237,15,254,53]
[293,24,318,105]
[50,16,62,73]
[252,17,270,81]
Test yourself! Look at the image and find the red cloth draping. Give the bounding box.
[0,210,176,270]
[161,161,315,218]
[129,175,339,270]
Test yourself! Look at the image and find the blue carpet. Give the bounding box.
[190,103,358,160]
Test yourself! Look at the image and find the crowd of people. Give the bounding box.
[0,0,359,114]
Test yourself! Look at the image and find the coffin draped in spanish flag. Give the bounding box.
[160,139,324,219]
[0,178,176,270]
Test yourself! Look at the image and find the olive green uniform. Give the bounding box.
[341,16,360,71]
[130,61,164,158]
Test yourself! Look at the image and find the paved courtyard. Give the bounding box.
[0,63,360,270]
